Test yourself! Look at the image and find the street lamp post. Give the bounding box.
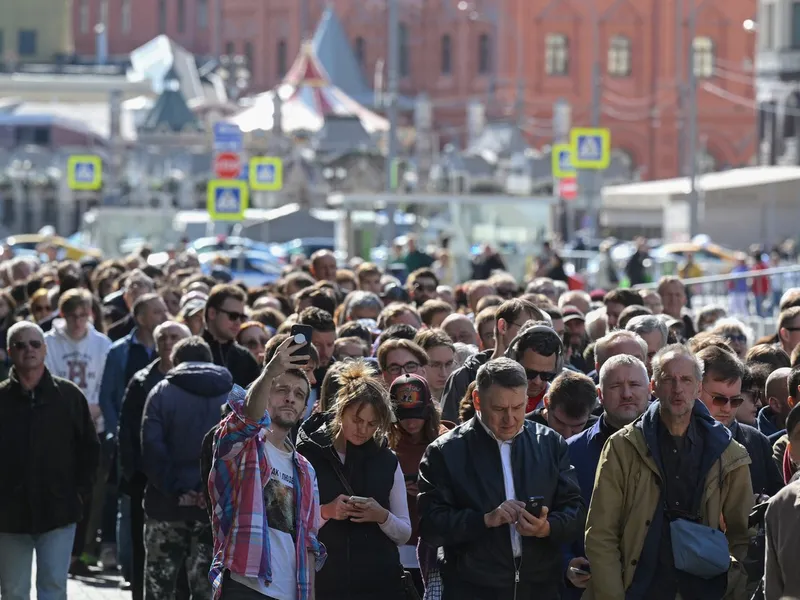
[384,0,400,246]
[687,6,699,238]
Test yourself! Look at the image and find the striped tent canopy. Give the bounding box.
[230,42,388,134]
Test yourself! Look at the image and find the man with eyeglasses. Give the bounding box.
[406,268,439,306]
[0,321,100,600]
[439,299,544,422]
[377,338,429,388]
[202,284,260,389]
[776,306,800,356]
[584,344,752,600]
[696,345,783,498]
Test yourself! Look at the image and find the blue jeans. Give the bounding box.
[0,523,76,600]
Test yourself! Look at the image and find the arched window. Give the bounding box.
[693,36,714,78]
[607,36,631,77]
[545,34,569,75]
[478,33,491,74]
[354,36,366,67]
[277,39,288,77]
[441,34,452,74]
[399,23,410,77]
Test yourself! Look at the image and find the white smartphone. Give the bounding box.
[348,496,369,504]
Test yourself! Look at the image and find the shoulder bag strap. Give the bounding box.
[329,447,355,496]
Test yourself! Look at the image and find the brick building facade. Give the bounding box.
[72,0,757,180]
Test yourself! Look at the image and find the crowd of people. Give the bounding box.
[2,239,800,600]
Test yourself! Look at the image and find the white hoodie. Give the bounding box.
[45,318,113,432]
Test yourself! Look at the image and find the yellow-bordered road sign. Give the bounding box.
[248,157,283,191]
[551,144,576,179]
[570,127,611,170]
[67,155,103,190]
[207,180,249,221]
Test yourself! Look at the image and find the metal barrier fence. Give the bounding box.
[634,264,800,338]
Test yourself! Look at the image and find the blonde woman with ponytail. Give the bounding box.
[296,360,411,600]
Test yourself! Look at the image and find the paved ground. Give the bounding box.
[29,567,129,600]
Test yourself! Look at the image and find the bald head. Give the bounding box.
[767,367,792,421]
[442,313,479,347]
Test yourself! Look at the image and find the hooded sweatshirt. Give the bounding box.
[45,319,112,432]
[141,361,233,522]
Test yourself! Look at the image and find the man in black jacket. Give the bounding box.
[418,357,585,600]
[0,321,100,599]
[440,299,543,422]
[202,284,260,388]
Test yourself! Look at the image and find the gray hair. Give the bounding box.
[453,342,479,368]
[626,315,668,347]
[345,291,383,319]
[125,268,155,291]
[585,308,607,342]
[476,357,528,396]
[594,330,648,367]
[651,344,704,383]
[599,354,649,389]
[7,321,44,346]
[170,336,213,366]
[154,321,191,344]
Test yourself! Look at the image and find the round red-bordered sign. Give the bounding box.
[214,152,242,179]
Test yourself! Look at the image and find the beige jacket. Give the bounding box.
[582,415,753,600]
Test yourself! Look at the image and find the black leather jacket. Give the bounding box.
[417,416,585,589]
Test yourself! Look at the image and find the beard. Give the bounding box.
[272,413,299,429]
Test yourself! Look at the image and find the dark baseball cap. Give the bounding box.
[390,373,433,421]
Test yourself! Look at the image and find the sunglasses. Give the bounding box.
[11,340,43,351]
[525,369,557,382]
[707,393,745,409]
[218,308,246,322]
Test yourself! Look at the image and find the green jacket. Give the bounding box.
[583,404,753,600]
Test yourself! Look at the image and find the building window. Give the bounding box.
[792,2,800,48]
[399,22,410,77]
[244,41,254,72]
[99,0,108,26]
[225,41,235,56]
[441,34,452,74]
[121,0,132,33]
[545,34,569,75]
[158,0,167,34]
[197,0,208,29]
[354,36,365,67]
[761,4,773,50]
[277,39,288,77]
[478,33,491,74]
[693,36,714,77]
[79,0,89,34]
[607,35,631,76]
[18,30,37,56]
[177,0,186,33]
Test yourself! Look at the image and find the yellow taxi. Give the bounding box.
[5,234,102,261]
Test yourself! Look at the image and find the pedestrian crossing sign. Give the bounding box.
[248,156,283,191]
[207,180,249,221]
[551,144,576,179]
[67,155,103,190]
[570,127,611,169]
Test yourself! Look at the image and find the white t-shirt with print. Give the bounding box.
[231,440,302,599]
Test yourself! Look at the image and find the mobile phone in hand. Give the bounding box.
[525,496,545,518]
[348,496,369,504]
[290,324,313,357]
[570,565,591,577]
